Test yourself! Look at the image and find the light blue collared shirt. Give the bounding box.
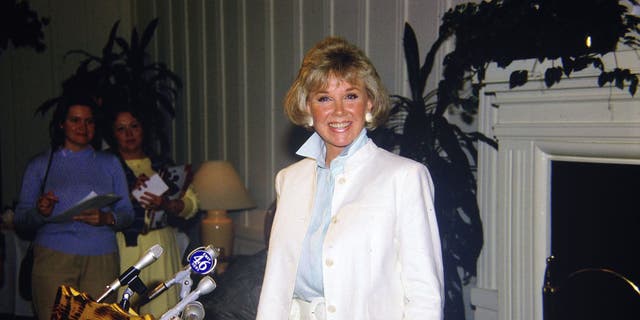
[293,129,369,301]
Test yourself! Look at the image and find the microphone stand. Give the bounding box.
[145,245,219,303]
[119,287,134,310]
[177,269,194,300]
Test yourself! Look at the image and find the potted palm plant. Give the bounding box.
[438,0,640,103]
[373,22,496,320]
[0,0,48,56]
[36,18,181,153]
[378,1,640,319]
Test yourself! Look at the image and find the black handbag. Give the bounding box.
[18,243,34,300]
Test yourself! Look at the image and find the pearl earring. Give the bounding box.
[365,112,373,123]
[307,117,314,127]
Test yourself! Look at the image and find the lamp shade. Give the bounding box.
[192,161,255,211]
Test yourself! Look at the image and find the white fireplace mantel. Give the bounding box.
[473,48,640,320]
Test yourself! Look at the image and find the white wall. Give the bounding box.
[475,48,640,320]
[1,0,463,252]
[0,0,133,208]
[129,0,459,253]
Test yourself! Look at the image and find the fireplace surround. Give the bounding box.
[472,48,640,320]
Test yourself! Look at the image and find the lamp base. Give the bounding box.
[200,209,233,273]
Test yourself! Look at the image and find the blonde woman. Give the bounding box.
[257,37,444,320]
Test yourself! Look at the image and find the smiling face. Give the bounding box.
[62,105,95,152]
[113,111,144,159]
[306,75,372,164]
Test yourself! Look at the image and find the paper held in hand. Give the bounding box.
[45,191,121,223]
[131,173,169,202]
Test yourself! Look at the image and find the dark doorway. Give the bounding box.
[545,161,640,319]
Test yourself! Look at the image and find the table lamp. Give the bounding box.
[193,161,255,271]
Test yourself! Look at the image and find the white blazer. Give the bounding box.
[257,140,444,320]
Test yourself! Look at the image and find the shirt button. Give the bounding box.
[327,305,336,313]
[338,177,346,184]
[325,258,334,267]
[331,216,338,223]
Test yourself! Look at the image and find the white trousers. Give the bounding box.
[289,298,326,320]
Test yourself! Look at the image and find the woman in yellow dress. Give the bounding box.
[106,107,199,317]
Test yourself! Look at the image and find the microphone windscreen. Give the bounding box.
[134,244,164,270]
[149,244,164,258]
[181,301,205,320]
[195,276,216,295]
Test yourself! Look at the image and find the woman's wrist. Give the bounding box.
[162,197,184,215]
[38,209,52,217]
[101,212,116,226]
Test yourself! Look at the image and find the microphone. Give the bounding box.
[159,276,216,320]
[146,245,218,301]
[181,301,205,320]
[96,244,164,302]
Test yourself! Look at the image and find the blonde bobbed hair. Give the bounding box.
[284,36,390,130]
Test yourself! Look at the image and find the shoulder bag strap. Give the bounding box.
[40,148,55,195]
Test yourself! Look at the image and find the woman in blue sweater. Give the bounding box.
[15,96,134,320]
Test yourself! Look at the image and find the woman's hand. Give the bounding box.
[133,174,150,190]
[37,191,58,217]
[139,192,185,214]
[138,191,164,211]
[162,197,185,215]
[133,174,164,210]
[73,209,115,226]
[133,173,184,214]
[133,174,162,209]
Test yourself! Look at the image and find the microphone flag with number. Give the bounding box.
[145,245,218,302]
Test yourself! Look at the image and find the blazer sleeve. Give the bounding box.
[397,164,444,319]
[256,168,291,320]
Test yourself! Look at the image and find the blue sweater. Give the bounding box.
[15,147,134,255]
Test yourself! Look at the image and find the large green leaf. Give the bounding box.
[36,18,182,155]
